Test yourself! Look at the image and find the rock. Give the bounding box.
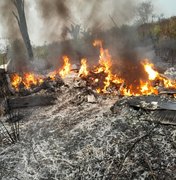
[73,78,87,88]
[164,67,176,79]
[87,94,96,103]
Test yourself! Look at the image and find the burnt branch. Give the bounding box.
[11,0,17,7]
[117,124,158,174]
[12,11,20,25]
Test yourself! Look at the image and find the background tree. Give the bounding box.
[66,24,81,40]
[136,1,153,24]
[12,0,34,61]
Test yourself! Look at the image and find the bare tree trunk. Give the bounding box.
[12,0,34,61]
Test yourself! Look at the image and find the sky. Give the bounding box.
[153,0,176,17]
[0,0,176,47]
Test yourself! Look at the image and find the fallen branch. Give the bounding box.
[117,125,158,174]
[141,119,176,127]
[145,155,157,180]
[7,94,57,109]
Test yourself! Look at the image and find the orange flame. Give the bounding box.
[142,60,159,80]
[162,78,176,89]
[93,40,112,73]
[140,80,158,95]
[59,56,71,78]
[78,58,88,77]
[48,70,58,81]
[93,40,116,93]
[10,72,44,91]
[142,60,176,90]
[11,73,22,90]
[22,73,43,89]
[10,40,176,97]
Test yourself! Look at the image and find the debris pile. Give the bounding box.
[0,74,176,179]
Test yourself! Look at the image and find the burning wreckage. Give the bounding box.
[0,40,176,179]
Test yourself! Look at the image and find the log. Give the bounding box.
[159,90,176,95]
[7,95,57,109]
[111,96,176,112]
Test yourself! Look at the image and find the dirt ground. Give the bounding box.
[0,83,176,180]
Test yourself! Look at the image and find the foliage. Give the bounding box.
[0,54,4,65]
[136,1,153,24]
[33,46,49,59]
[0,52,8,65]
[139,16,176,40]
[152,25,161,37]
[66,24,81,40]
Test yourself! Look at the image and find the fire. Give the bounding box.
[140,80,158,95]
[121,87,140,96]
[142,60,176,90]
[11,73,22,90]
[157,74,176,89]
[142,61,159,80]
[48,70,58,81]
[22,73,44,89]
[93,40,118,93]
[59,56,71,78]
[9,40,176,97]
[93,40,112,73]
[162,78,176,89]
[78,58,88,77]
[10,72,44,91]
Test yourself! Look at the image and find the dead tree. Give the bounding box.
[67,24,81,40]
[12,0,34,61]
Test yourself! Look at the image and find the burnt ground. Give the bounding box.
[0,83,176,180]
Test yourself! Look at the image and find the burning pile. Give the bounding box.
[10,40,176,96]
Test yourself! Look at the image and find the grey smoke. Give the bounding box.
[0,0,31,72]
[36,0,138,42]
[0,0,20,39]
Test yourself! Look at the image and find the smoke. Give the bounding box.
[0,0,30,72]
[0,0,153,78]
[36,0,138,42]
[36,0,70,41]
[34,0,141,69]
[37,0,69,20]
[8,39,30,72]
[0,0,20,39]
[117,44,148,92]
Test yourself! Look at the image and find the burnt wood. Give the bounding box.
[0,72,12,97]
[7,95,57,109]
[111,96,176,111]
[127,96,176,111]
[159,90,176,95]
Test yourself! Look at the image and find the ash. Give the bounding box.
[0,85,176,180]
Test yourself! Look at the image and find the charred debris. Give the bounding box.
[0,1,176,179]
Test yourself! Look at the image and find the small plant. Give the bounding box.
[0,78,22,145]
[0,104,22,145]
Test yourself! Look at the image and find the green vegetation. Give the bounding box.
[140,16,176,40]
[0,54,5,65]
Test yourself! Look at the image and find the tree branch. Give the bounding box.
[22,0,24,10]
[117,124,158,174]
[11,0,17,7]
[12,11,20,26]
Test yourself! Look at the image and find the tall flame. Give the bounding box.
[78,58,88,77]
[59,56,71,78]
[93,40,116,93]
[142,60,159,80]
[11,73,22,90]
